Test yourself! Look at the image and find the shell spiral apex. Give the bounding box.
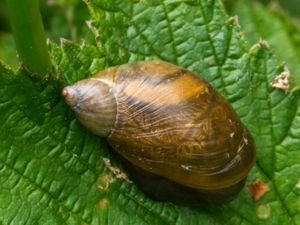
[62,86,79,108]
[62,78,117,137]
[62,60,256,204]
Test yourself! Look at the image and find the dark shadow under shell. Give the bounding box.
[111,147,246,204]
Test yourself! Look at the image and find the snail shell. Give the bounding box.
[62,60,255,204]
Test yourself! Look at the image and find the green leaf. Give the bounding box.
[1,0,300,224]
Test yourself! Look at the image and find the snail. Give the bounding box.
[62,60,255,204]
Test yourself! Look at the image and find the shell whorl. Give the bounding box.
[62,77,117,137]
[62,60,256,204]
[106,61,255,190]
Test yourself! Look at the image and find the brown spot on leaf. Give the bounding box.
[102,158,132,183]
[256,202,270,220]
[98,198,109,209]
[248,179,269,201]
[96,173,112,192]
[271,71,290,93]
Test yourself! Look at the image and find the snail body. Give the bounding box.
[62,60,255,204]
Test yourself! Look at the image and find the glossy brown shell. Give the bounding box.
[63,60,256,204]
[92,61,255,192]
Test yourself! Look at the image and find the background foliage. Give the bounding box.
[0,0,300,224]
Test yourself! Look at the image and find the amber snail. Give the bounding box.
[62,60,255,204]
